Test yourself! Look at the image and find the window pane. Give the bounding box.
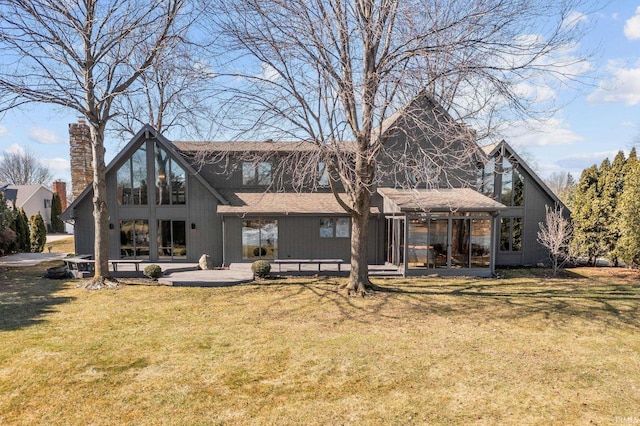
[243,220,277,259]
[501,160,512,206]
[430,218,448,268]
[471,219,491,267]
[451,219,470,268]
[242,162,255,186]
[173,221,187,259]
[155,144,170,205]
[117,161,132,205]
[120,219,149,259]
[482,158,495,197]
[257,162,271,185]
[171,161,186,204]
[131,146,148,205]
[512,218,523,251]
[120,220,135,258]
[157,220,172,260]
[134,220,149,259]
[318,162,329,186]
[513,169,524,206]
[335,218,350,238]
[408,218,428,268]
[319,218,334,238]
[500,218,510,251]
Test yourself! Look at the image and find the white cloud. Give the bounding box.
[556,150,621,171]
[513,83,556,103]
[624,6,640,40]
[28,126,62,144]
[0,125,9,137]
[259,63,280,82]
[44,157,70,174]
[3,143,25,155]
[562,11,588,30]
[500,117,583,147]
[587,61,640,105]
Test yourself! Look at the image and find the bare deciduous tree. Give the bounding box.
[0,147,52,185]
[537,204,573,276]
[0,0,190,288]
[544,171,575,206]
[110,41,216,141]
[204,0,594,295]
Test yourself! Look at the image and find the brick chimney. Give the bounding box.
[69,120,93,201]
[52,180,67,211]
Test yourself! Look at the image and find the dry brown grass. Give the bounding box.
[46,236,75,255]
[1,264,640,425]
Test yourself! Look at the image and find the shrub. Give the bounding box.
[143,264,163,280]
[29,212,47,253]
[251,260,271,278]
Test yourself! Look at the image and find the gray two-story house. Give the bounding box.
[62,96,567,277]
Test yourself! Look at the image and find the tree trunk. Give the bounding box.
[87,124,115,288]
[345,190,372,296]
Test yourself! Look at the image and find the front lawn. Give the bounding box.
[1,264,639,425]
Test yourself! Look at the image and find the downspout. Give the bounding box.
[402,213,408,277]
[490,211,499,276]
[221,215,226,267]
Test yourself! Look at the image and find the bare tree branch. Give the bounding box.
[0,0,190,287]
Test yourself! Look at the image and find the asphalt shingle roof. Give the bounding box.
[378,188,506,212]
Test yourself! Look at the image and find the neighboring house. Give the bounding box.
[1,183,54,229]
[62,96,566,277]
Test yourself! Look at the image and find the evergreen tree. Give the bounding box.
[615,160,640,267]
[0,192,17,255]
[16,208,30,252]
[601,151,627,265]
[29,212,47,253]
[571,165,605,265]
[50,193,65,233]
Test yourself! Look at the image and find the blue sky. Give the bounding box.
[1,1,639,186]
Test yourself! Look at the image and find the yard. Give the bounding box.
[1,262,639,425]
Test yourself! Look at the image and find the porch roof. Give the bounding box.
[378,188,506,213]
[217,191,379,215]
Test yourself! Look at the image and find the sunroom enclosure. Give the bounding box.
[386,212,497,277]
[378,188,506,277]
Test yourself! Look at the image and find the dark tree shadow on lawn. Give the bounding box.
[0,261,75,331]
[289,268,640,329]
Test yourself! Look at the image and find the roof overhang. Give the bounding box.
[377,188,507,214]
[217,191,378,216]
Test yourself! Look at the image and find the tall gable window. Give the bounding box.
[242,161,271,186]
[479,158,495,197]
[500,158,524,207]
[117,145,148,205]
[155,143,186,205]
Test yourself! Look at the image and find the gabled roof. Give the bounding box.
[174,140,318,153]
[217,191,379,215]
[62,125,229,220]
[3,184,52,208]
[378,188,506,213]
[484,140,568,211]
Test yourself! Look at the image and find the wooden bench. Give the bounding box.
[64,257,143,275]
[273,259,344,273]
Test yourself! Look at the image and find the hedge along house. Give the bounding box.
[61,96,567,277]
